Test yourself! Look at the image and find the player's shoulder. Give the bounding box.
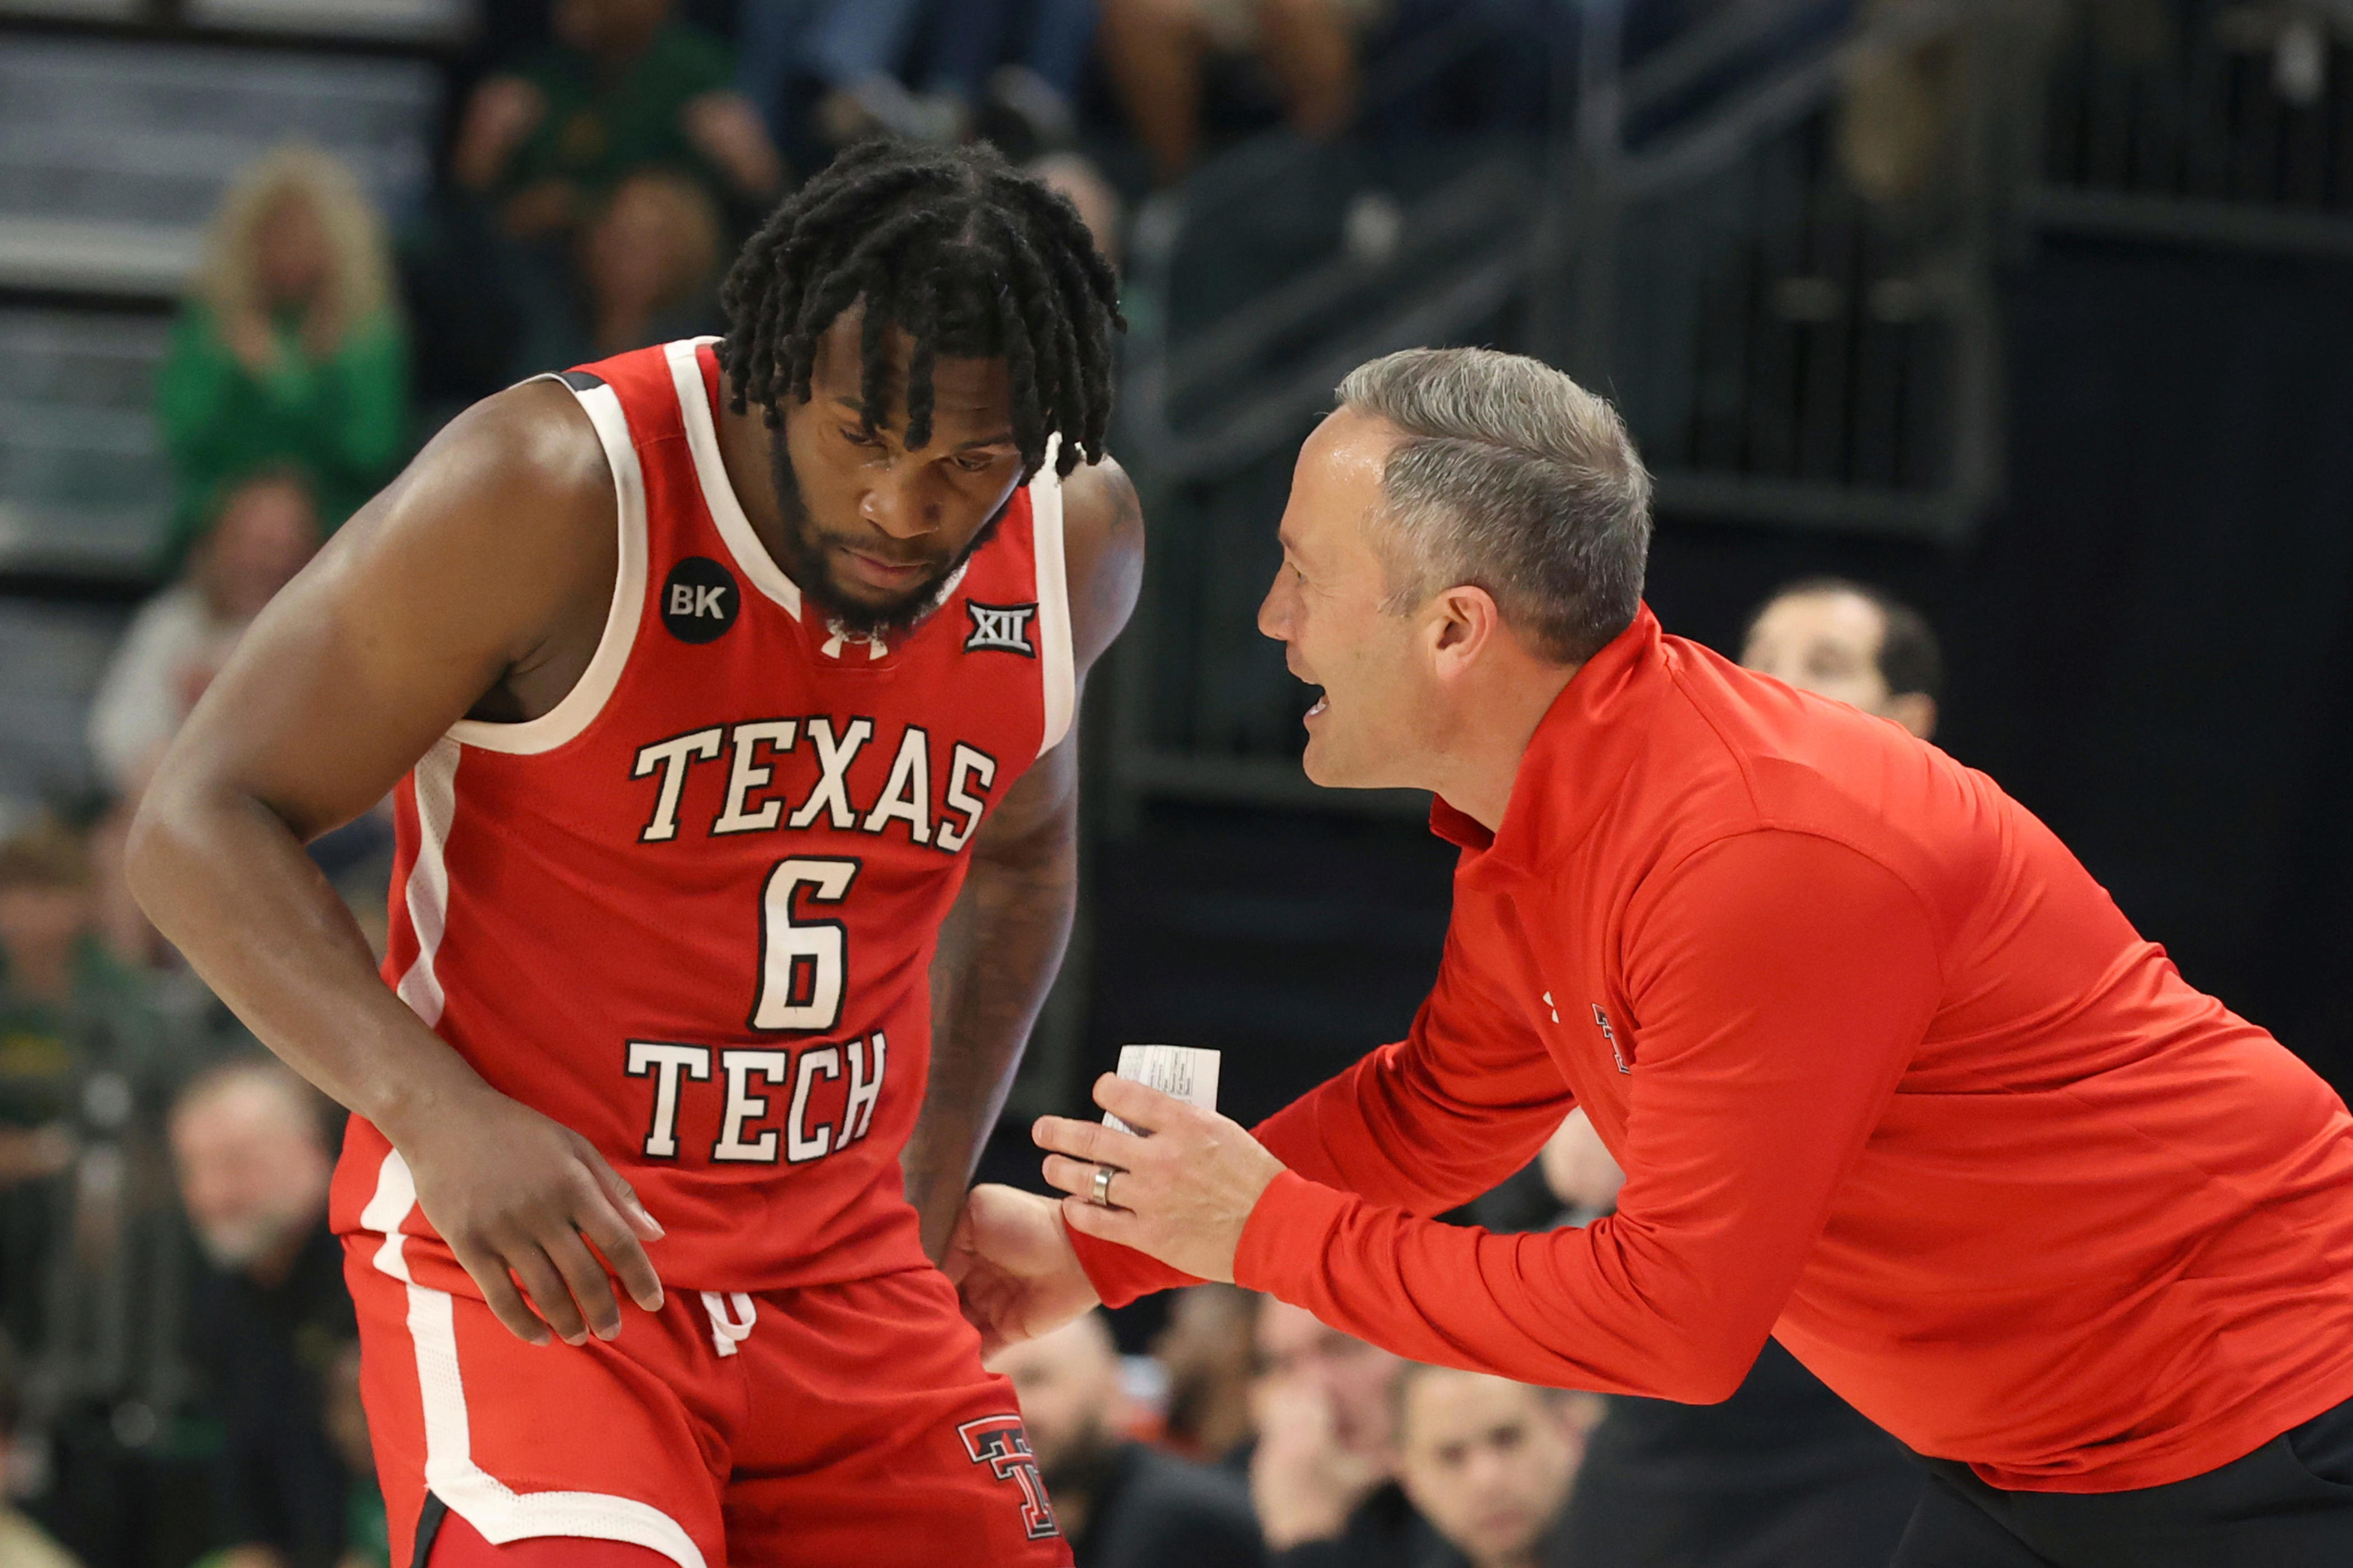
[420,376,614,519]
[1055,454,1144,668]
[326,376,619,644]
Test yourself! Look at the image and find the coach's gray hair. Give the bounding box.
[1337,347,1652,663]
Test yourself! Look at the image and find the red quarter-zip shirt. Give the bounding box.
[1073,604,2353,1493]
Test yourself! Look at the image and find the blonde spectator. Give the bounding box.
[154,142,409,560]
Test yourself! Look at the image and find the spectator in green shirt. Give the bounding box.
[155,144,409,565]
[453,0,785,366]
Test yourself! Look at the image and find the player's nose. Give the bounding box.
[858,474,936,541]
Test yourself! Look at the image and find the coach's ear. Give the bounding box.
[1423,582,1507,684]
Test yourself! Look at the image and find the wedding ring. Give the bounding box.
[1091,1163,1118,1207]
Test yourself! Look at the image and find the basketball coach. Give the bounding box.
[948,347,2353,1565]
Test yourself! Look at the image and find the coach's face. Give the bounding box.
[772,312,1027,633]
[1260,410,1430,789]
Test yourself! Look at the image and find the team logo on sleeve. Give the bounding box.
[662,556,739,644]
[1593,1004,1630,1073]
[963,601,1038,657]
[958,1415,1059,1539]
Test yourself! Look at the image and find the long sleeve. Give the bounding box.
[1072,924,1574,1306]
[1250,926,1574,1207]
[1232,832,1940,1404]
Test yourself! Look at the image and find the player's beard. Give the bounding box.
[765,427,1014,638]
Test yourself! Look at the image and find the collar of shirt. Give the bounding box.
[1427,601,1668,884]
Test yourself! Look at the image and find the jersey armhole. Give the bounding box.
[447,374,648,755]
[1030,434,1076,758]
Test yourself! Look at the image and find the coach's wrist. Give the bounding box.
[1232,1170,1352,1299]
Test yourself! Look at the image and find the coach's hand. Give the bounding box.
[1032,1075,1286,1283]
[399,1089,665,1348]
[944,1184,1102,1356]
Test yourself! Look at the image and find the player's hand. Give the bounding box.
[1032,1074,1286,1283]
[943,1183,1101,1357]
[398,1089,664,1347]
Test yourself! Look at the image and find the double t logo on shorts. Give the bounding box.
[958,1415,1059,1539]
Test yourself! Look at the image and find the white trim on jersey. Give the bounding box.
[361,1150,709,1568]
[670,337,804,619]
[449,375,649,756]
[1030,433,1076,757]
[393,737,460,1028]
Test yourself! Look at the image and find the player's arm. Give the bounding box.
[904,457,1144,1262]
[127,381,666,1348]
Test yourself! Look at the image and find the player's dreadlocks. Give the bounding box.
[719,140,1124,481]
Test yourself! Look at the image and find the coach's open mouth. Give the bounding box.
[1305,689,1328,721]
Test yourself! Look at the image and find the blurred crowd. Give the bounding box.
[0,1,2000,1564]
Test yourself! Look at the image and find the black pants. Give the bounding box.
[1892,1395,2353,1566]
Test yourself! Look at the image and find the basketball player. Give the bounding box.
[126,141,1137,1568]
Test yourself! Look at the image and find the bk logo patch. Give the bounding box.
[964,601,1039,657]
[662,556,738,644]
[958,1414,1059,1540]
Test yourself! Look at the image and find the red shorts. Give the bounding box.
[343,1149,1071,1568]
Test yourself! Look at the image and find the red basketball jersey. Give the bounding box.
[329,338,1076,1292]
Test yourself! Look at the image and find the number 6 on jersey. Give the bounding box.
[753,858,859,1031]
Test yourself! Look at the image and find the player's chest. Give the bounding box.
[587,607,1044,861]
[619,705,1014,861]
